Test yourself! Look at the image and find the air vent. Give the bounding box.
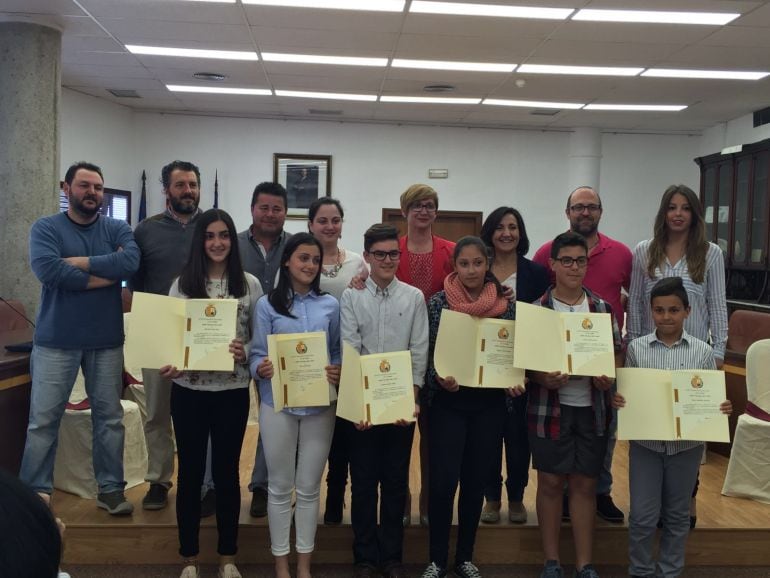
[754,105,770,128]
[107,89,141,98]
[309,109,343,115]
[423,84,455,93]
[530,108,560,116]
[194,72,228,81]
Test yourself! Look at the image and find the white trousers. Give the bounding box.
[259,403,336,556]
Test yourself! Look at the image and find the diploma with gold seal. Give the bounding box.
[337,343,415,425]
[268,331,330,411]
[434,309,525,388]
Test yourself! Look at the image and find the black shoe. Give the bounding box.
[421,562,447,578]
[561,494,570,522]
[383,563,407,578]
[353,564,379,578]
[250,487,267,517]
[97,490,134,515]
[596,494,624,523]
[142,483,169,511]
[200,488,216,518]
[454,561,482,578]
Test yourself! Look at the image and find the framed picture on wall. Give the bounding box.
[273,153,332,217]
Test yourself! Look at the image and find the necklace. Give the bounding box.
[553,291,585,312]
[210,272,228,298]
[321,247,343,278]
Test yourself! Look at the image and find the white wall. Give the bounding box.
[700,112,770,157]
[60,90,703,256]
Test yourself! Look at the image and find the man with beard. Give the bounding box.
[22,162,140,514]
[237,181,292,517]
[532,186,632,525]
[131,160,203,511]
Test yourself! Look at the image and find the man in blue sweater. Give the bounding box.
[21,162,140,515]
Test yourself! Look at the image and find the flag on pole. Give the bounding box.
[138,170,147,222]
[213,170,219,208]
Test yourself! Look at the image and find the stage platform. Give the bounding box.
[54,426,770,567]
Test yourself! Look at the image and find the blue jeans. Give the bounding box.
[20,345,126,495]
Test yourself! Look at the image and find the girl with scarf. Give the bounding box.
[420,236,520,578]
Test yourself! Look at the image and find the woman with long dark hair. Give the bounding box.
[420,236,519,578]
[478,207,549,525]
[250,232,342,578]
[160,208,262,578]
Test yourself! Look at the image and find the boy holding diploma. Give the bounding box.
[528,232,620,578]
[613,277,731,578]
[340,224,429,578]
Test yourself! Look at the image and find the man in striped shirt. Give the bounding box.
[614,277,731,578]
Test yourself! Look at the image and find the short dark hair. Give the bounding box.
[0,469,62,578]
[251,182,288,209]
[364,223,399,252]
[566,185,602,211]
[550,231,588,259]
[480,206,531,256]
[308,197,344,222]
[161,160,200,190]
[650,276,690,309]
[64,162,103,185]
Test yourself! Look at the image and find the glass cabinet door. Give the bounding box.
[751,152,769,265]
[703,165,717,242]
[733,158,750,263]
[717,162,733,258]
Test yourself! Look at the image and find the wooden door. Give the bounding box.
[381,208,482,242]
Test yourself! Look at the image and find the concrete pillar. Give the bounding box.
[0,21,61,318]
[568,127,602,192]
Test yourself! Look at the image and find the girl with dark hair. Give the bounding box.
[420,236,519,578]
[478,207,549,525]
[249,232,342,578]
[160,208,262,578]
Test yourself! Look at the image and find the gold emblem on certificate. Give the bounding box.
[581,318,593,330]
[296,341,308,354]
[497,327,510,340]
[204,303,217,317]
[690,375,704,389]
[379,359,391,373]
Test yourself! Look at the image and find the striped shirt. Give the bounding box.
[625,330,717,455]
[627,240,727,360]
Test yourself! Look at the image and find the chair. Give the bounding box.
[722,339,770,504]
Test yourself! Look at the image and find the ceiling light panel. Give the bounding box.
[642,69,769,80]
[572,9,739,26]
[127,45,258,60]
[167,85,272,95]
[410,1,573,20]
[517,64,643,76]
[583,104,687,111]
[262,53,388,66]
[380,96,481,104]
[483,98,584,109]
[241,0,405,11]
[275,90,378,101]
[392,59,515,72]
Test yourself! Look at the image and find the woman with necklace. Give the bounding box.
[161,209,262,578]
[478,207,549,525]
[307,197,366,525]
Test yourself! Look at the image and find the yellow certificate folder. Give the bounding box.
[434,309,525,388]
[513,302,616,377]
[125,292,237,371]
[337,343,415,425]
[268,331,330,412]
[617,368,729,443]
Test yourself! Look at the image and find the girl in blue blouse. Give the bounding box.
[249,232,341,578]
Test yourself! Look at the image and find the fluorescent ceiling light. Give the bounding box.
[262,53,387,66]
[127,45,258,60]
[242,0,405,11]
[180,0,236,3]
[392,59,515,72]
[483,98,584,109]
[410,1,572,20]
[380,96,481,104]
[167,85,272,95]
[643,68,769,81]
[572,9,739,25]
[517,64,642,76]
[584,104,687,111]
[276,90,377,101]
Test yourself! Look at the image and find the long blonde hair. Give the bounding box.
[646,184,708,284]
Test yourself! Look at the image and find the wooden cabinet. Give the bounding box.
[696,139,770,307]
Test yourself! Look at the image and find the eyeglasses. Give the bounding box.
[410,203,437,214]
[370,250,402,261]
[554,256,589,268]
[569,203,602,213]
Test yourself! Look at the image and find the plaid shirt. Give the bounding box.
[527,286,621,439]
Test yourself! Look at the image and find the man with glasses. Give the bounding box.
[528,232,622,578]
[533,186,631,524]
[237,181,293,518]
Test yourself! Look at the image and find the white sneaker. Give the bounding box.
[218,563,243,578]
[180,564,199,578]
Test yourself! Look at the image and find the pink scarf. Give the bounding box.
[443,272,508,318]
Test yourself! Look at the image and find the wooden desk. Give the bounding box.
[0,328,33,475]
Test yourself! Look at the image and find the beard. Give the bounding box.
[570,217,598,237]
[169,194,199,214]
[69,194,102,217]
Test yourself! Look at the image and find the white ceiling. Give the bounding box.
[3,0,770,132]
